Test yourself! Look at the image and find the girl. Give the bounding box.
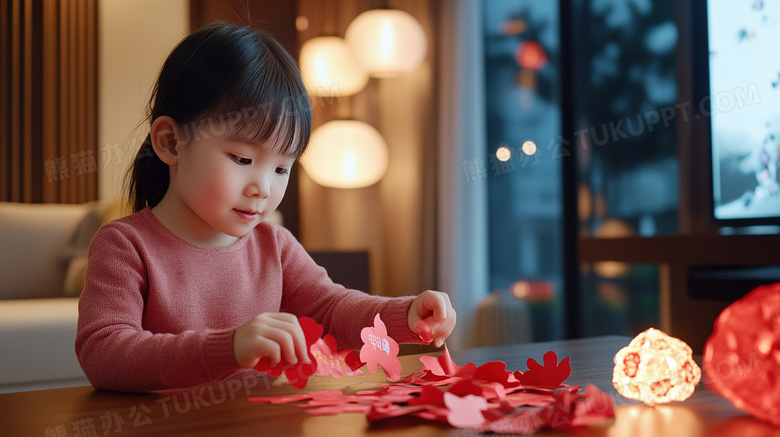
[76,23,455,393]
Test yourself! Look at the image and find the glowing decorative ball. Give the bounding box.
[703,282,780,426]
[613,328,701,406]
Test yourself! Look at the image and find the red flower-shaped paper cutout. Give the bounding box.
[571,384,615,426]
[408,385,446,406]
[515,351,571,388]
[254,316,322,389]
[420,344,461,376]
[447,379,483,397]
[473,361,518,388]
[249,346,614,433]
[360,313,402,381]
[310,334,365,378]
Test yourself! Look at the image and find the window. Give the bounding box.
[483,0,678,340]
[483,1,563,342]
[571,0,678,336]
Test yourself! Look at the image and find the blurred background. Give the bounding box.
[3,0,777,382]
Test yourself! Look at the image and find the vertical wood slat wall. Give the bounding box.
[1,0,97,204]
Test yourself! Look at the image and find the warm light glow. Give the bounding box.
[512,282,530,299]
[514,40,548,71]
[300,120,388,189]
[296,16,309,32]
[345,9,427,77]
[594,219,635,278]
[613,328,701,406]
[578,184,593,222]
[594,261,630,279]
[510,280,554,302]
[299,36,368,96]
[499,19,527,36]
[607,405,701,437]
[521,141,536,155]
[496,146,512,162]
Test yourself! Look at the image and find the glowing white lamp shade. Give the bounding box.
[301,120,388,189]
[299,36,368,96]
[345,9,427,77]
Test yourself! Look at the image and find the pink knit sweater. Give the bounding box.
[76,207,418,392]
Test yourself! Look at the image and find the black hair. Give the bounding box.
[126,23,312,212]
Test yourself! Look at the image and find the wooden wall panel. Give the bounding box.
[1,0,97,204]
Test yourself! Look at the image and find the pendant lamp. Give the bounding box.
[345,9,427,77]
[299,36,369,96]
[301,120,389,189]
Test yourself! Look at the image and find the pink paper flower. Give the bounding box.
[444,392,488,428]
[360,314,402,381]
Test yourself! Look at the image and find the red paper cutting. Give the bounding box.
[443,393,489,428]
[413,319,434,343]
[503,391,556,408]
[571,384,615,426]
[480,382,507,401]
[447,379,483,397]
[254,316,322,389]
[412,405,450,422]
[479,409,544,435]
[407,385,445,406]
[473,361,515,387]
[515,351,571,388]
[419,344,461,376]
[247,311,613,435]
[310,334,365,378]
[360,314,402,381]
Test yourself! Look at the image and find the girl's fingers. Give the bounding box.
[260,325,298,365]
[413,319,434,343]
[439,292,454,322]
[256,336,282,366]
[260,313,311,364]
[418,290,447,321]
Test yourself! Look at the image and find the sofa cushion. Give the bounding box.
[0,297,85,385]
[63,255,89,298]
[0,202,94,299]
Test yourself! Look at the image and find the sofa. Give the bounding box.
[0,200,128,393]
[0,200,286,393]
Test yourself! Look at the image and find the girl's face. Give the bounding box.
[166,127,295,245]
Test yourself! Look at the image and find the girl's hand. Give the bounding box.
[233,312,312,369]
[407,290,456,348]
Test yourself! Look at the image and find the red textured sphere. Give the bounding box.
[703,282,780,426]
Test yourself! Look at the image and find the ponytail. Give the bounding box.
[125,135,169,213]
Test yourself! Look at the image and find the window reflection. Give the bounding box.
[484,0,563,342]
[572,0,677,337]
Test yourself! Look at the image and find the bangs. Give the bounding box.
[168,25,312,158]
[202,92,311,158]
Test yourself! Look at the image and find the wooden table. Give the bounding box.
[0,336,768,437]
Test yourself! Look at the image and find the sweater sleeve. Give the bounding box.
[276,227,422,349]
[75,225,241,392]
